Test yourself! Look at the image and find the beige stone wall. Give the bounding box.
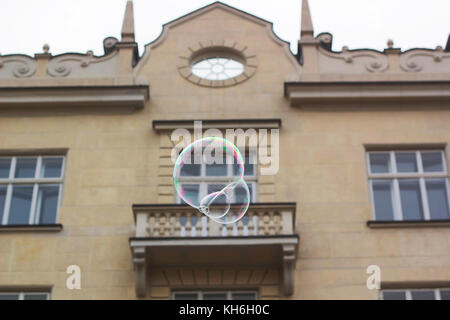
[0,6,449,299]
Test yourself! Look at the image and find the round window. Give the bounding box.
[191,57,244,81]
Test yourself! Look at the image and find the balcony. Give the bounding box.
[129,202,299,298]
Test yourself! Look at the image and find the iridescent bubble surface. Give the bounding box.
[173,137,250,224]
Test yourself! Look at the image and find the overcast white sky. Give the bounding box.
[0,0,449,57]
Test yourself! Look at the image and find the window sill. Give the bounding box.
[367,220,450,229]
[0,224,63,232]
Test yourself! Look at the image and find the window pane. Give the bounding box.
[180,164,201,177]
[426,179,450,220]
[233,155,254,177]
[232,293,256,300]
[382,291,406,300]
[0,185,7,223]
[395,152,417,173]
[399,180,424,220]
[205,151,227,176]
[0,293,20,300]
[180,184,199,205]
[14,158,37,178]
[0,158,11,178]
[207,184,227,204]
[422,152,444,172]
[23,293,48,300]
[369,153,391,173]
[206,163,227,176]
[411,290,435,300]
[36,185,59,224]
[8,185,33,224]
[440,290,450,300]
[40,158,63,178]
[203,293,227,300]
[235,184,253,203]
[372,180,395,221]
[173,293,198,300]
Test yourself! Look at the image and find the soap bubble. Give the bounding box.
[173,137,250,224]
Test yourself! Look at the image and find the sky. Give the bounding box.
[0,0,449,57]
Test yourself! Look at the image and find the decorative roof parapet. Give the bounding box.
[0,1,142,86]
[296,30,450,79]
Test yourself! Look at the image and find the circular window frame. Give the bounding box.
[177,40,257,88]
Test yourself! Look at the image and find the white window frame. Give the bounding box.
[172,290,258,300]
[0,291,50,300]
[366,150,450,221]
[175,152,258,204]
[380,288,450,300]
[0,155,66,225]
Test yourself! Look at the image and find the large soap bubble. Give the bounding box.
[173,137,250,224]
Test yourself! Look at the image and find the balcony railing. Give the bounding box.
[132,203,296,238]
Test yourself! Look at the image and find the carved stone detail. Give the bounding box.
[132,246,147,298]
[281,244,296,296]
[400,47,450,72]
[47,50,118,77]
[318,46,389,73]
[0,55,36,78]
[177,39,257,88]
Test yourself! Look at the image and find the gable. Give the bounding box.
[134,2,300,77]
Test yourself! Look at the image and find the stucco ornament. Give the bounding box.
[47,49,118,77]
[400,46,450,72]
[0,55,36,78]
[318,45,389,73]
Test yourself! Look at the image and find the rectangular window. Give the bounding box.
[381,288,450,300]
[0,156,65,226]
[367,150,450,221]
[173,290,257,300]
[176,152,257,205]
[0,291,50,300]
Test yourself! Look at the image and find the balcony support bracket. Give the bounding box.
[282,244,297,296]
[132,246,147,298]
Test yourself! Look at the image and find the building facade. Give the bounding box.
[0,1,450,300]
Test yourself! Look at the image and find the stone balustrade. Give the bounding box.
[133,203,296,238]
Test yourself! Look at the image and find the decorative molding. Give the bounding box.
[47,50,118,77]
[318,46,389,73]
[152,118,281,132]
[400,47,450,72]
[0,85,149,111]
[285,81,450,105]
[177,40,257,88]
[0,55,36,78]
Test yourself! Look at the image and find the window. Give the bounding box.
[0,291,50,300]
[381,288,450,300]
[176,152,257,205]
[367,150,450,221]
[0,156,65,226]
[173,290,257,300]
[191,57,244,81]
